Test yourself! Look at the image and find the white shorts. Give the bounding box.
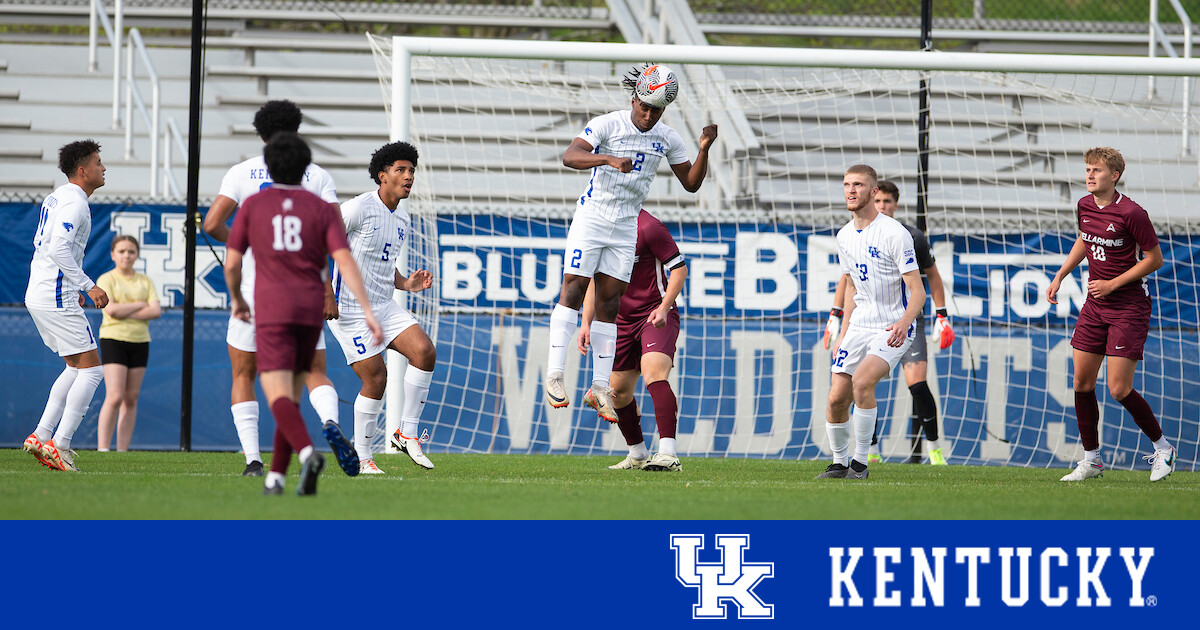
[561,211,637,283]
[227,314,326,353]
[328,299,419,364]
[831,326,915,376]
[29,306,97,357]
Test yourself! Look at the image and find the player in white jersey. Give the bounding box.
[544,63,717,422]
[202,99,355,477]
[22,140,111,472]
[817,165,926,480]
[327,141,437,473]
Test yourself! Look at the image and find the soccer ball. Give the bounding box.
[634,64,679,108]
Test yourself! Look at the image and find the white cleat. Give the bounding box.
[583,384,618,423]
[391,430,434,470]
[1146,447,1176,482]
[607,455,649,470]
[544,372,569,408]
[1060,460,1104,481]
[359,459,385,475]
[642,453,682,472]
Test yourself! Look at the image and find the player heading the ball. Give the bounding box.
[544,63,717,423]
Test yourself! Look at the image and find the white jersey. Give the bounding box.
[334,190,410,313]
[215,155,338,306]
[837,212,919,331]
[26,183,94,310]
[575,110,688,222]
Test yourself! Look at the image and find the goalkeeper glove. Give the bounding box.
[822,307,843,350]
[933,308,955,350]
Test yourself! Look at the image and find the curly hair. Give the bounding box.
[253,100,303,141]
[263,132,311,185]
[621,62,653,95]
[368,141,419,184]
[58,139,101,177]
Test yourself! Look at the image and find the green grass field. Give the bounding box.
[1,449,1196,520]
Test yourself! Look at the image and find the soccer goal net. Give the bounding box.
[368,34,1200,471]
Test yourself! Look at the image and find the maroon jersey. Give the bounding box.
[618,210,685,322]
[1077,191,1158,307]
[227,185,350,327]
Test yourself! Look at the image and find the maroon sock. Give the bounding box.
[647,380,678,440]
[270,397,313,463]
[1075,390,1100,451]
[271,428,292,475]
[1117,389,1163,442]
[615,399,643,446]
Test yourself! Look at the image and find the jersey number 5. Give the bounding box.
[272,215,303,252]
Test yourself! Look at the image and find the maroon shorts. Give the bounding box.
[613,309,680,372]
[1070,299,1150,360]
[255,323,322,373]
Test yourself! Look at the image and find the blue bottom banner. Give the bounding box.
[1,520,1191,627]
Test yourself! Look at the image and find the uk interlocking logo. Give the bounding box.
[670,534,774,620]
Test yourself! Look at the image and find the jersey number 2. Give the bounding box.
[272,215,303,251]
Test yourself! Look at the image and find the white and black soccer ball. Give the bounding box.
[634,64,680,108]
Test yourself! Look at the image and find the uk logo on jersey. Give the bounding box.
[398,226,405,241]
[652,141,665,154]
[868,246,882,259]
[670,534,774,620]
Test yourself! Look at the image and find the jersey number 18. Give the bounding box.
[272,215,303,252]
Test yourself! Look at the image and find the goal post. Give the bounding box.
[371,34,1200,470]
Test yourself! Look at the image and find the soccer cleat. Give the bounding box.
[23,434,55,470]
[905,455,922,464]
[392,430,435,469]
[322,420,360,477]
[42,439,76,472]
[607,455,649,470]
[297,452,326,496]
[929,448,948,466]
[847,459,869,479]
[867,453,882,464]
[1060,460,1104,481]
[815,463,849,479]
[544,372,569,408]
[583,384,618,423]
[642,453,682,472]
[1146,447,1176,482]
[359,459,385,475]
[262,482,284,495]
[242,460,265,477]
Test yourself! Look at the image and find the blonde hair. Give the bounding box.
[844,164,878,187]
[1084,147,1125,185]
[110,234,140,253]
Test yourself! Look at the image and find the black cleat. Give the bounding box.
[242,460,264,477]
[262,482,283,495]
[297,452,326,496]
[322,421,360,477]
[815,463,849,479]
[905,455,922,464]
[848,459,870,479]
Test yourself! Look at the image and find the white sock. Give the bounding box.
[231,401,260,464]
[589,320,617,388]
[850,405,877,465]
[826,421,851,466]
[354,394,383,461]
[53,365,103,450]
[299,445,313,464]
[266,471,285,488]
[926,438,942,450]
[1083,448,1102,464]
[307,384,340,425]
[1152,437,1173,452]
[36,366,78,441]
[547,304,579,375]
[401,366,433,438]
[629,442,649,460]
[658,436,677,457]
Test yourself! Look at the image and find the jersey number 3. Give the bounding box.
[272,215,303,252]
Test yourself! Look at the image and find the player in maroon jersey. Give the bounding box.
[1046,147,1176,482]
[578,209,687,471]
[225,133,383,496]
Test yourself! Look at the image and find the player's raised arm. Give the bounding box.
[669,124,718,193]
[563,137,632,173]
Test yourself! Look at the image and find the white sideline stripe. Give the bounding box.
[439,235,729,256]
[958,253,1079,266]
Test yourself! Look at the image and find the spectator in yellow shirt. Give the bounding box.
[96,235,161,451]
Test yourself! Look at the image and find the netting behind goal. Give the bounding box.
[369,35,1200,470]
